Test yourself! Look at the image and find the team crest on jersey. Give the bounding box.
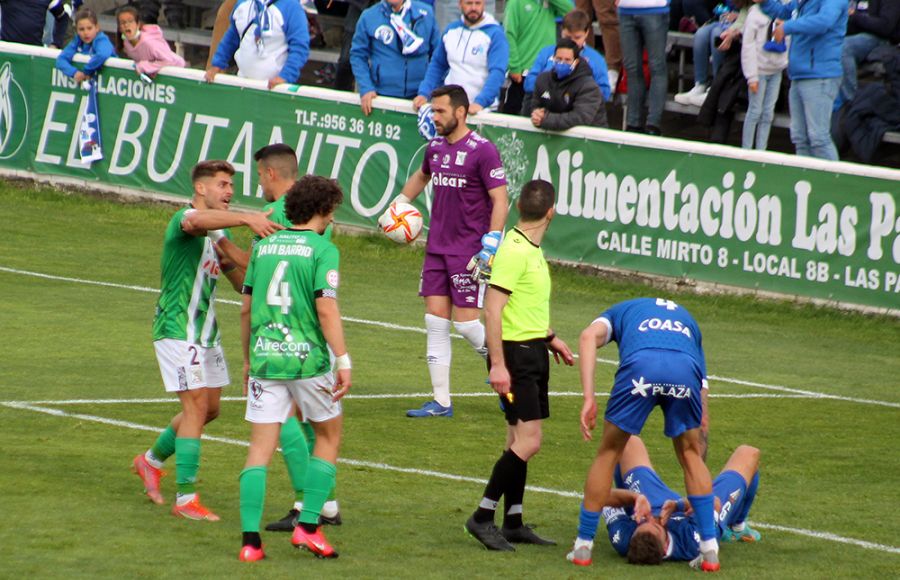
[455,151,467,165]
[374,25,395,44]
[441,153,451,166]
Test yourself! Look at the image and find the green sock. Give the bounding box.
[280,417,310,503]
[299,457,336,526]
[239,466,267,533]
[301,421,316,454]
[175,437,201,496]
[149,425,177,463]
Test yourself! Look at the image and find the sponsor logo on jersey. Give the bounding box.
[431,173,467,188]
[455,151,467,165]
[450,272,477,294]
[637,317,693,338]
[0,62,29,160]
[471,44,486,56]
[489,167,505,180]
[327,269,339,288]
[254,336,312,358]
[374,25,395,44]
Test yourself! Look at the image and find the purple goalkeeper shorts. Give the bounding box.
[419,252,484,309]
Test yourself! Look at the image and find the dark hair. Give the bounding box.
[562,9,592,33]
[191,160,235,183]
[626,529,665,565]
[518,180,555,221]
[115,6,142,53]
[254,143,298,180]
[430,84,469,114]
[74,7,99,26]
[284,175,344,225]
[556,38,581,60]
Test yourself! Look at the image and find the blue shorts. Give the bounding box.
[713,470,748,535]
[605,349,704,438]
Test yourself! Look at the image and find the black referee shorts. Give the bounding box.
[495,338,550,425]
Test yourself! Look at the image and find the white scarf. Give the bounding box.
[388,0,424,55]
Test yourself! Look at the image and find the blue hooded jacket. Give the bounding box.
[55,32,116,77]
[350,0,441,98]
[762,0,847,80]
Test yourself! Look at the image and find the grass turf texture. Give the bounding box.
[0,180,898,578]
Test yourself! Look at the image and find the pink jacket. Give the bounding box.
[122,24,186,75]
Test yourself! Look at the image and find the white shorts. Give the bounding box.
[245,372,342,424]
[154,339,230,393]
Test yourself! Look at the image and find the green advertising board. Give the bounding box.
[1,44,898,310]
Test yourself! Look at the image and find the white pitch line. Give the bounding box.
[3,400,898,556]
[0,393,829,406]
[2,265,899,410]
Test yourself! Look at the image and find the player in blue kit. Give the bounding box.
[597,436,761,565]
[569,298,721,571]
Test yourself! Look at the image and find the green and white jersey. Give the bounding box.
[152,207,231,347]
[252,196,333,245]
[243,228,340,380]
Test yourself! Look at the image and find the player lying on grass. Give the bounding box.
[132,160,281,521]
[569,435,761,567]
[237,175,351,562]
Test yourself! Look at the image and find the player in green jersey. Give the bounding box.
[237,175,351,562]
[132,160,281,521]
[215,144,344,530]
[465,180,575,551]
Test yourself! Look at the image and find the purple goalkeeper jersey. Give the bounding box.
[421,130,507,255]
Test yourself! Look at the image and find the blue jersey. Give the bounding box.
[603,466,701,561]
[597,298,706,377]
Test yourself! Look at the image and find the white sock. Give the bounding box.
[176,492,196,506]
[144,449,164,469]
[700,539,719,554]
[293,501,303,511]
[426,313,452,407]
[321,500,339,517]
[730,522,745,532]
[453,319,487,359]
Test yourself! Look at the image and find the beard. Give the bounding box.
[436,115,458,136]
[463,9,483,24]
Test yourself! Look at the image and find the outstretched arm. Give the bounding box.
[181,209,281,238]
[579,320,609,440]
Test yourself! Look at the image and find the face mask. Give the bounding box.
[553,61,575,79]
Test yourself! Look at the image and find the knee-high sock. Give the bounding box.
[732,472,759,526]
[453,319,487,359]
[473,449,524,523]
[280,417,310,503]
[147,424,176,466]
[502,454,528,529]
[175,437,201,497]
[578,503,602,541]
[239,466,267,533]
[298,421,336,502]
[298,457,337,528]
[426,314,452,407]
[689,493,718,548]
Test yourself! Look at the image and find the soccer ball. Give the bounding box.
[379,202,423,244]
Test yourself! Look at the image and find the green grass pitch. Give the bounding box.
[0,180,898,578]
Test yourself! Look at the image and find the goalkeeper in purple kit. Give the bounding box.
[386,84,509,418]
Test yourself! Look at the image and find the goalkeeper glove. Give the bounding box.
[467,231,502,283]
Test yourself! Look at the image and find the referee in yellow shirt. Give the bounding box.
[464,179,575,551]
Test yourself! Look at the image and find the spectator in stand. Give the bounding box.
[503,0,573,115]
[134,0,184,29]
[206,0,311,90]
[0,0,69,47]
[523,10,610,116]
[207,0,238,69]
[530,39,608,130]
[740,0,788,150]
[675,1,749,107]
[116,5,186,78]
[575,0,621,91]
[350,0,440,116]
[334,0,371,92]
[435,0,495,31]
[414,0,509,114]
[55,7,115,84]
[838,0,900,107]
[763,0,847,160]
[618,0,670,135]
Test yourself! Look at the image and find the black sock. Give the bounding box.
[503,453,528,529]
[300,521,318,534]
[242,531,262,549]
[473,449,523,524]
